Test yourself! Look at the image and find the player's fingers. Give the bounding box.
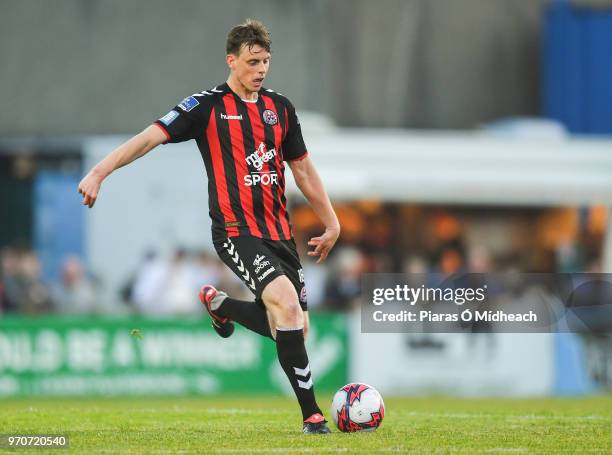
[321,245,330,259]
[317,249,329,263]
[84,194,94,207]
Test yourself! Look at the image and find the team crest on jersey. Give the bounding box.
[262,109,278,125]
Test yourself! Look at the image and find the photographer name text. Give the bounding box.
[372,309,537,323]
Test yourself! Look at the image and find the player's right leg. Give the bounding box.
[199,284,272,339]
[199,285,235,338]
[201,236,280,339]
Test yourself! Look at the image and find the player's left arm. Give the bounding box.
[288,156,340,263]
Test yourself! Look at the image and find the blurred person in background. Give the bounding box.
[1,246,51,315]
[191,251,223,295]
[157,248,201,315]
[51,255,99,314]
[130,249,168,314]
[77,19,339,433]
[323,246,365,311]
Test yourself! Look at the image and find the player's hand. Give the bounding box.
[78,169,104,208]
[307,226,340,264]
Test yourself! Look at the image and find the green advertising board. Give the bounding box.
[0,314,347,396]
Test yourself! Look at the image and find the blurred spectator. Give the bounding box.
[467,245,492,273]
[302,254,327,310]
[1,247,51,314]
[403,256,428,274]
[51,256,99,314]
[131,250,168,314]
[129,248,253,315]
[323,246,366,311]
[157,248,200,315]
[191,251,223,292]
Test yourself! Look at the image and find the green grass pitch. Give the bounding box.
[1,395,610,454]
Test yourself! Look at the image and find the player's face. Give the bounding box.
[227,44,270,93]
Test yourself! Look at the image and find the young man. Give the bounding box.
[78,20,340,434]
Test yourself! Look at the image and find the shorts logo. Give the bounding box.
[253,254,271,274]
[257,266,276,282]
[246,142,277,171]
[160,110,179,126]
[300,286,307,303]
[253,254,266,266]
[179,96,200,112]
[298,268,305,283]
[221,113,243,121]
[262,109,278,125]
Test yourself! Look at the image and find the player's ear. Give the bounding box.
[226,54,236,70]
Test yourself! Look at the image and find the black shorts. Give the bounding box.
[213,236,308,311]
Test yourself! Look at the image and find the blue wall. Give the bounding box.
[34,172,84,284]
[543,1,612,134]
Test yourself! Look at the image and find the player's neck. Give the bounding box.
[226,77,259,102]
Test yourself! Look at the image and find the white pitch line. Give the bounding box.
[85,447,612,454]
[403,411,612,421]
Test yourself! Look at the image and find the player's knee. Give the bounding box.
[266,295,302,325]
[282,301,303,327]
[269,295,302,322]
[262,276,303,325]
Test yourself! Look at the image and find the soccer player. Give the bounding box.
[78,19,340,434]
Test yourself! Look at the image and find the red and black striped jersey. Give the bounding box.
[153,83,308,241]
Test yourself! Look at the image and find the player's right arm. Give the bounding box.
[78,125,167,208]
[78,92,211,208]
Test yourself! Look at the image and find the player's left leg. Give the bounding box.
[260,275,329,434]
[267,308,310,341]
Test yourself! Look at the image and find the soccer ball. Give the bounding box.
[331,383,385,432]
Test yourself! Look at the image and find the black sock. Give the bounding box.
[215,297,273,339]
[275,328,323,421]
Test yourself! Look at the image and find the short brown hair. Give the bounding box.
[226,19,271,55]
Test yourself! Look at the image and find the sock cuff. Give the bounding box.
[275,327,304,343]
[275,326,304,332]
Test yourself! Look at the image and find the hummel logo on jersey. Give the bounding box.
[246,142,276,170]
[221,113,243,121]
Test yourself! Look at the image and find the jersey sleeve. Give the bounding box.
[153,95,210,143]
[281,100,308,161]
